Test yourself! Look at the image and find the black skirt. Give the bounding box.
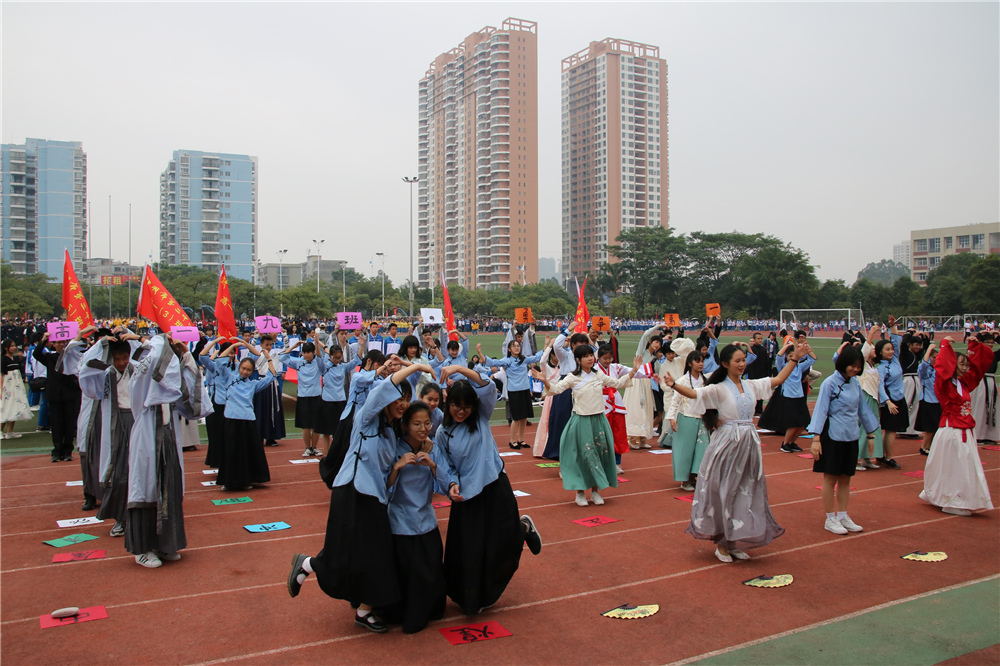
[316,399,346,436]
[124,417,186,555]
[507,389,534,421]
[653,387,664,414]
[879,398,910,432]
[204,401,226,467]
[382,529,446,634]
[97,409,135,524]
[915,400,942,433]
[254,382,286,442]
[295,395,322,430]
[320,410,355,488]
[542,389,573,459]
[310,484,400,609]
[217,418,271,489]
[445,473,526,615]
[758,388,810,435]
[812,431,859,477]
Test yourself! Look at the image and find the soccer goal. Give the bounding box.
[896,315,962,332]
[779,309,866,334]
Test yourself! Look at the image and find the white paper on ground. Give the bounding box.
[646,449,672,455]
[65,480,84,486]
[513,490,531,497]
[57,517,104,528]
[290,459,320,464]
[202,469,218,475]
[499,452,522,457]
[201,481,216,486]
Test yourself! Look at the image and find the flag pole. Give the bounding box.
[108,194,112,319]
[128,203,132,312]
[87,200,92,306]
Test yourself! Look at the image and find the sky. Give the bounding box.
[3,1,998,288]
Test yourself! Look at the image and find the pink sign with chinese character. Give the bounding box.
[46,321,79,341]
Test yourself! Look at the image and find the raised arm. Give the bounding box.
[439,364,490,387]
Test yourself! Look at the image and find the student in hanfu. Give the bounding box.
[33,328,84,463]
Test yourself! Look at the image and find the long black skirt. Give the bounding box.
[382,529,446,634]
[124,423,186,555]
[204,401,225,467]
[217,418,271,490]
[445,473,526,615]
[254,382,286,442]
[320,410,354,488]
[758,388,810,435]
[316,399,346,436]
[310,484,400,609]
[97,409,135,524]
[542,390,573,459]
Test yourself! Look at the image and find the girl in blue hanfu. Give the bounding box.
[667,340,812,563]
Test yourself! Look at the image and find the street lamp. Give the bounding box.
[375,252,386,318]
[342,262,347,310]
[276,249,288,318]
[312,239,325,293]
[402,176,418,317]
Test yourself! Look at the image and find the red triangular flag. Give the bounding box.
[440,271,458,342]
[62,250,95,331]
[214,265,237,339]
[572,276,589,333]
[137,264,193,332]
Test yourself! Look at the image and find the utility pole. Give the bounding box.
[402,176,418,316]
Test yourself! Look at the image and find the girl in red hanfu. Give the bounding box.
[919,337,994,516]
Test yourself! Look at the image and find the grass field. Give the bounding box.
[1,331,958,457]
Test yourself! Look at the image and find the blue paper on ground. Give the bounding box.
[243,521,290,533]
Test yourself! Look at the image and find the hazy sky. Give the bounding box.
[3,2,997,287]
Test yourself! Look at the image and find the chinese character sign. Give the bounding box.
[170,326,201,342]
[515,308,534,324]
[337,312,364,329]
[705,303,721,318]
[254,316,281,334]
[591,316,611,332]
[664,313,681,327]
[47,321,79,341]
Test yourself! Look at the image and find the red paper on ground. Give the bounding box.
[617,477,630,483]
[439,620,512,645]
[902,470,925,478]
[39,606,108,629]
[572,515,620,527]
[51,550,106,563]
[982,445,1000,451]
[432,501,450,509]
[675,494,695,503]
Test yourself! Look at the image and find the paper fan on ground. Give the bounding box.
[742,574,794,588]
[901,551,948,562]
[602,604,660,619]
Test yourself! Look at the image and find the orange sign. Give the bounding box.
[591,316,611,332]
[705,303,721,318]
[664,313,681,328]
[515,307,534,324]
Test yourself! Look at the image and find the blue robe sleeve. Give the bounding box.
[357,376,406,429]
[252,371,275,393]
[806,377,834,435]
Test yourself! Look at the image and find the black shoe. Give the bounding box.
[354,612,388,633]
[51,455,60,463]
[787,443,803,452]
[182,445,197,452]
[919,448,930,456]
[81,494,97,511]
[881,457,902,470]
[61,455,73,462]
[521,515,542,555]
[287,553,309,598]
[780,443,796,453]
[508,442,520,449]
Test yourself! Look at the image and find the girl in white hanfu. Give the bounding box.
[667,340,812,563]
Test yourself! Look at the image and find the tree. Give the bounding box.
[851,278,891,323]
[963,255,1000,314]
[925,253,981,316]
[603,227,688,317]
[856,259,909,287]
[733,246,819,315]
[815,279,852,309]
[282,285,331,318]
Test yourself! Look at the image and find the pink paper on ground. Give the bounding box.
[432,501,450,509]
[797,454,814,459]
[675,494,695,503]
[39,606,108,629]
[51,550,106,563]
[617,477,630,483]
[572,515,620,527]
[439,620,512,645]
[902,470,925,478]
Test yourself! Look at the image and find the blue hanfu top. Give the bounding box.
[386,437,454,536]
[430,339,470,380]
[434,380,503,501]
[807,371,880,441]
[703,338,720,375]
[918,360,938,404]
[482,350,545,392]
[283,355,323,397]
[321,361,349,403]
[342,368,378,420]
[220,369,275,420]
[332,377,407,504]
[877,333,905,402]
[551,334,577,375]
[200,356,236,404]
[775,353,816,399]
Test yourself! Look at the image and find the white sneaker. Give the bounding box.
[855,465,866,471]
[680,482,695,492]
[7,433,21,439]
[616,465,624,475]
[824,517,848,535]
[942,507,972,516]
[155,550,182,561]
[574,491,588,507]
[136,551,162,568]
[591,491,605,506]
[301,449,313,457]
[840,516,863,532]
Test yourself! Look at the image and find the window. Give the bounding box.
[928,238,941,253]
[915,272,927,282]
[915,239,928,252]
[944,236,953,249]
[958,235,970,248]
[929,257,941,268]
[915,257,927,267]
[972,234,985,250]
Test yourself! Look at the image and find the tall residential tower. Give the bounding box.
[561,38,668,286]
[1,139,87,279]
[159,150,258,281]
[417,17,538,290]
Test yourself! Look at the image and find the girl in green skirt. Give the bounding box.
[665,351,711,491]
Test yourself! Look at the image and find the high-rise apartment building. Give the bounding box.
[1,139,87,280]
[561,38,668,286]
[417,17,538,290]
[892,241,911,267]
[910,222,999,284]
[159,150,257,281]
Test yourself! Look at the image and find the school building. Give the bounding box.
[910,222,1000,284]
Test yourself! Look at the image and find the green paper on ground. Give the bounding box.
[212,496,253,506]
[537,462,560,468]
[44,533,99,548]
